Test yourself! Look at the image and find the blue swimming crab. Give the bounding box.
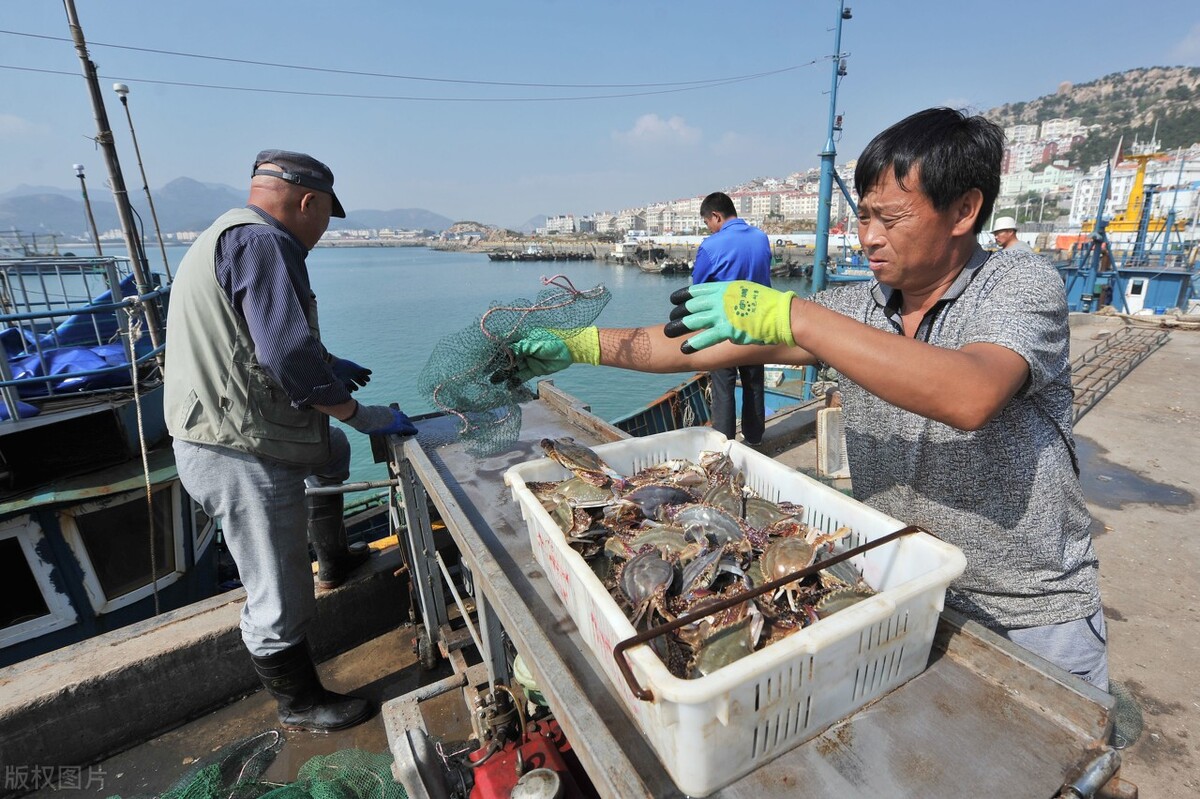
[626,458,708,491]
[678,591,764,677]
[612,482,697,522]
[760,525,851,611]
[669,503,753,550]
[540,437,622,488]
[814,586,876,619]
[617,550,676,628]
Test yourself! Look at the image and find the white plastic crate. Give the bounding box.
[504,428,965,797]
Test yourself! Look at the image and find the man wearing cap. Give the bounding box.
[991,216,1033,252]
[165,150,416,731]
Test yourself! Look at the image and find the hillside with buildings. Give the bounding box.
[537,67,1200,240]
[987,66,1200,169]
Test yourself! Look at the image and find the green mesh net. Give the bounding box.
[418,275,610,455]
[112,732,406,799]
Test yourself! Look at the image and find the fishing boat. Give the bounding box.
[611,370,814,438]
[608,237,659,265]
[825,257,873,283]
[0,254,206,667]
[488,245,596,262]
[636,255,689,275]
[1060,141,1198,314]
[0,252,393,668]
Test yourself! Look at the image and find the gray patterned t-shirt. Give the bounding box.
[812,245,1100,629]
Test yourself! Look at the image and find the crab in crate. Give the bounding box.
[760,525,852,611]
[540,437,623,488]
[524,437,880,681]
[605,524,704,563]
[624,458,709,491]
[669,502,754,551]
[616,549,676,629]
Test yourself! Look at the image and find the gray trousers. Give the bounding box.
[1001,608,1109,691]
[174,428,351,656]
[709,365,766,444]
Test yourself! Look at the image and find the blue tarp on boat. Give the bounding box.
[2,274,152,416]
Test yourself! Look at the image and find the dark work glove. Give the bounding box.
[330,357,372,392]
[343,403,417,436]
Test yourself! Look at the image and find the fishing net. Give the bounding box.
[113,731,406,799]
[1107,679,1144,749]
[418,275,610,455]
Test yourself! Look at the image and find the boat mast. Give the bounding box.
[62,0,165,364]
[812,1,851,293]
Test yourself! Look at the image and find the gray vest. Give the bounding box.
[164,208,330,465]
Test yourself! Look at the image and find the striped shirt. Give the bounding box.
[811,246,1100,629]
[214,206,350,408]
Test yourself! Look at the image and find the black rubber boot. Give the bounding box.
[250,642,373,732]
[308,493,371,590]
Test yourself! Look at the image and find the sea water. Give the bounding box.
[101,245,814,482]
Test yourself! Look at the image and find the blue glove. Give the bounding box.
[344,403,417,436]
[330,357,372,392]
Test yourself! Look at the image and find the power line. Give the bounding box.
[0,61,822,103]
[0,28,820,90]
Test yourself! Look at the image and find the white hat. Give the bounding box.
[991,216,1018,233]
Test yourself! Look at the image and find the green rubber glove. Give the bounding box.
[493,327,601,384]
[665,281,797,353]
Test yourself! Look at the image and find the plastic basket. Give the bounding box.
[504,428,965,796]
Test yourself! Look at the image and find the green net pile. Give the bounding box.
[116,731,406,799]
[417,275,610,455]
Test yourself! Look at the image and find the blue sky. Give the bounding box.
[2,1,1198,228]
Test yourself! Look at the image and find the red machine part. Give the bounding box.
[468,718,591,799]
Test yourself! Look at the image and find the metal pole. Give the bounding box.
[113,83,172,281]
[73,164,102,255]
[812,0,850,293]
[62,0,165,365]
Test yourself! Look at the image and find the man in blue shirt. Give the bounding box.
[691,192,773,446]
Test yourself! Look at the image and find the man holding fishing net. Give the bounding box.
[165,150,417,731]
[500,108,1108,691]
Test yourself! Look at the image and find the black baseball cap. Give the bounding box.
[252,149,346,217]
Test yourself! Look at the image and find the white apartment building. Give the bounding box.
[1040,118,1084,140]
[779,192,806,221]
[544,214,576,234]
[749,193,780,220]
[1005,124,1040,145]
[999,162,1081,200]
[616,209,646,232]
[593,212,620,235]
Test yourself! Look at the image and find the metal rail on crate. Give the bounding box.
[613,524,928,701]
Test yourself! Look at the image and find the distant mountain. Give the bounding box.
[0,184,80,201]
[335,208,453,232]
[0,193,115,238]
[0,176,452,237]
[985,66,1200,169]
[151,178,245,233]
[517,215,546,234]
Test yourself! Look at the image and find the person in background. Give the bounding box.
[505,108,1108,691]
[691,192,773,447]
[164,150,418,731]
[991,216,1033,252]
